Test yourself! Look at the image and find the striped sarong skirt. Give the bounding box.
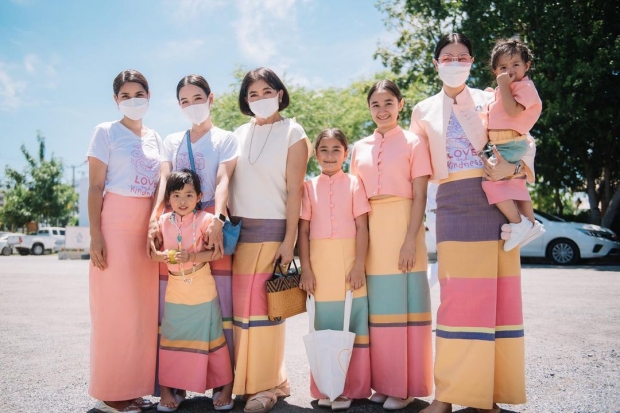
[231,218,289,396]
[434,173,526,409]
[309,238,371,400]
[366,196,433,398]
[159,263,233,393]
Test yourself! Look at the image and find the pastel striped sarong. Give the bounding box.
[232,218,289,396]
[366,197,433,398]
[435,171,526,409]
[89,193,158,401]
[154,205,234,395]
[309,238,371,400]
[159,263,233,393]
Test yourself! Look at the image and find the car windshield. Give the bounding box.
[534,209,566,222]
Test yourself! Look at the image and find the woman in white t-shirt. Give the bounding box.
[148,74,238,410]
[229,67,310,413]
[87,69,161,413]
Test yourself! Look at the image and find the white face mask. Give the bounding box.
[249,96,280,119]
[182,102,210,125]
[437,62,472,88]
[118,98,149,120]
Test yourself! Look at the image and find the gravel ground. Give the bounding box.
[0,255,618,412]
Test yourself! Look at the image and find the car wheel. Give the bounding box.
[31,243,44,256]
[1,246,10,256]
[547,239,580,265]
[18,248,30,256]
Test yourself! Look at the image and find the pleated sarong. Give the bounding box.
[159,263,233,393]
[232,218,288,396]
[89,193,158,401]
[366,196,433,398]
[434,172,526,409]
[309,238,371,400]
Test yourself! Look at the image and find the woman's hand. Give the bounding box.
[483,146,515,181]
[90,232,108,270]
[147,217,162,258]
[204,219,224,259]
[274,241,295,267]
[299,268,316,294]
[398,238,416,273]
[346,265,366,291]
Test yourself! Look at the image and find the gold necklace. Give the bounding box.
[248,122,274,165]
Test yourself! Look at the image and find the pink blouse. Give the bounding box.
[487,77,542,134]
[159,210,212,272]
[350,126,432,198]
[300,170,371,240]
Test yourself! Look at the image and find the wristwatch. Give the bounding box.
[514,161,522,175]
[215,213,227,224]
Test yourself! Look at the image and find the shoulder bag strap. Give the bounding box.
[185,130,196,172]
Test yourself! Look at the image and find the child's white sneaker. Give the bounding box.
[519,221,546,248]
[503,215,533,251]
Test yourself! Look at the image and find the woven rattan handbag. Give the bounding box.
[266,259,307,321]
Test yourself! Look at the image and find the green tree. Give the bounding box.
[375,0,620,227]
[0,133,77,229]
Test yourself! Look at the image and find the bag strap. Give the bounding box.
[185,130,196,172]
[307,290,353,334]
[343,290,353,333]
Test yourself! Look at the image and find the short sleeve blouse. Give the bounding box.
[487,77,542,134]
[300,171,371,240]
[230,118,311,219]
[86,121,162,197]
[350,126,431,199]
[159,210,212,271]
[161,126,238,207]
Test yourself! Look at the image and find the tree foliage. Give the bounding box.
[376,0,620,228]
[0,133,77,230]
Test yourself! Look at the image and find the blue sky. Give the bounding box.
[0,0,393,183]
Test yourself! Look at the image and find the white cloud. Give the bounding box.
[0,61,27,110]
[234,0,300,64]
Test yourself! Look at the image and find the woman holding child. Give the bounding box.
[410,33,534,413]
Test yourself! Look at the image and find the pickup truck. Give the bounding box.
[15,227,66,256]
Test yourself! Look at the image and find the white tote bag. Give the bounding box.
[303,290,356,402]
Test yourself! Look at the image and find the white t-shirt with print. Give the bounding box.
[86,121,162,197]
[161,126,238,207]
[445,111,484,173]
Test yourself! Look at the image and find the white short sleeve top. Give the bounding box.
[230,118,311,219]
[86,121,162,197]
[161,126,238,206]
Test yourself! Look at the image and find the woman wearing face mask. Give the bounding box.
[148,74,238,411]
[87,69,161,413]
[410,34,533,413]
[229,67,310,413]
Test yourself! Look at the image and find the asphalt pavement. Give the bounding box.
[0,255,618,413]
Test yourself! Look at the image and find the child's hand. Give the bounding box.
[299,269,316,294]
[176,249,192,264]
[346,266,366,291]
[496,72,514,87]
[399,238,416,273]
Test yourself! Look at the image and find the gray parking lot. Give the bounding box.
[0,255,619,413]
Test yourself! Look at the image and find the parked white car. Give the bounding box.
[0,233,23,256]
[520,210,620,265]
[424,209,620,265]
[15,227,66,256]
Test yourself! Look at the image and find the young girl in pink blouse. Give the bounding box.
[350,80,433,410]
[150,169,233,412]
[299,128,372,411]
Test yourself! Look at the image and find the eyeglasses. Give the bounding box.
[438,53,473,64]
